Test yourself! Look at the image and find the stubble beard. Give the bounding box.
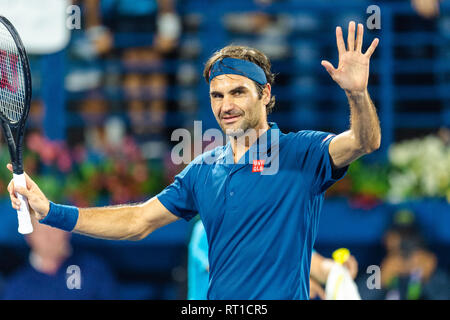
[221,114,261,139]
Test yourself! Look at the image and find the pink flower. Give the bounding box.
[57,149,72,172]
[26,132,44,152]
[72,144,87,164]
[39,140,57,165]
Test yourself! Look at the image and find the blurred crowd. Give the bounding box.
[358,209,450,299]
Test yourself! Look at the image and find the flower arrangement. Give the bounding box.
[0,132,168,207]
[387,135,450,203]
[326,133,450,205]
[0,132,447,208]
[326,158,390,209]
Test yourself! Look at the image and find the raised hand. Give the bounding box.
[321,21,379,94]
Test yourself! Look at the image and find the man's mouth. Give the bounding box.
[222,115,241,124]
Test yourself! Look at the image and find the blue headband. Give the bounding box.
[209,57,267,85]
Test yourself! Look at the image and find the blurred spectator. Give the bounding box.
[69,0,180,150]
[360,209,450,300]
[187,219,208,300]
[223,10,291,60]
[380,210,450,299]
[28,100,45,129]
[310,250,359,300]
[411,0,442,19]
[2,218,118,299]
[78,95,109,155]
[80,0,181,55]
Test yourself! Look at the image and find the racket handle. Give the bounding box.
[13,173,33,234]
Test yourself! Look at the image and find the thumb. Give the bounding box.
[321,60,336,77]
[6,163,13,173]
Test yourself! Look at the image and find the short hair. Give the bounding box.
[203,45,276,114]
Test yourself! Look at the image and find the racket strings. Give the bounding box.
[0,22,25,124]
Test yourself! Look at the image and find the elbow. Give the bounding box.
[126,226,154,241]
[127,233,149,241]
[362,136,381,154]
[373,137,381,152]
[126,207,155,241]
[127,223,155,241]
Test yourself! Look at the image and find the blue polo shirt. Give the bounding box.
[157,123,347,300]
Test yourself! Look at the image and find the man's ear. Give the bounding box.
[262,83,271,105]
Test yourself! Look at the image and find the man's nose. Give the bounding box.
[222,95,235,113]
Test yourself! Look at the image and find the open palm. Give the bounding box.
[321,21,379,93]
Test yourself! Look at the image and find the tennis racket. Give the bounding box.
[0,16,33,234]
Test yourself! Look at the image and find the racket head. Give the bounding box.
[0,16,32,128]
[0,16,32,174]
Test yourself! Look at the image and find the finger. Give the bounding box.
[6,163,13,173]
[347,21,356,51]
[336,26,346,56]
[344,256,358,279]
[7,180,14,196]
[22,171,36,190]
[7,181,20,206]
[317,286,326,300]
[321,60,336,77]
[364,38,379,58]
[9,194,20,210]
[14,185,30,198]
[356,23,364,52]
[8,181,20,209]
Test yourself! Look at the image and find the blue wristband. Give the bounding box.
[39,202,79,232]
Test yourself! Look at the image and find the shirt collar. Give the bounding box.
[217,122,280,164]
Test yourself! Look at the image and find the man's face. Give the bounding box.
[27,222,71,260]
[209,74,269,136]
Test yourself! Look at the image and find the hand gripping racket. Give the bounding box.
[0,16,33,234]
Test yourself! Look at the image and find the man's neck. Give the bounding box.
[230,122,270,163]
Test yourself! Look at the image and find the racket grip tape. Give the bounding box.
[13,173,33,234]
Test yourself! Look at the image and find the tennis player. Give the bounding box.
[7,21,380,299]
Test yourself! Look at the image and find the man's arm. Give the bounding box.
[310,251,334,284]
[329,90,380,168]
[74,197,180,240]
[7,164,179,241]
[310,251,359,284]
[321,21,381,169]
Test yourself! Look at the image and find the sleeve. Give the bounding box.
[295,130,348,195]
[156,161,199,222]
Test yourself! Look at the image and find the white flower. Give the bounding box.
[388,135,450,202]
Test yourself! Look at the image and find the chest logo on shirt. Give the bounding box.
[252,160,265,172]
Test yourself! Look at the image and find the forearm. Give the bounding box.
[74,203,152,241]
[346,89,381,153]
[311,253,333,284]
